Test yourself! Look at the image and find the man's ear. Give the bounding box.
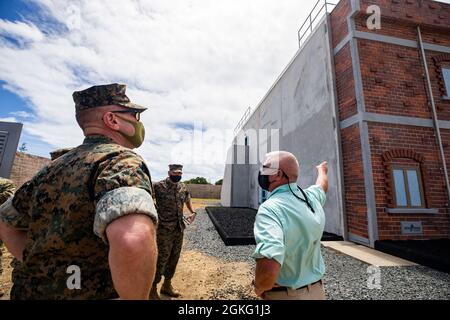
[103,112,120,131]
[277,170,284,180]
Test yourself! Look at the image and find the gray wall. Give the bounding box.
[0,121,23,179]
[186,184,222,199]
[222,17,344,236]
[221,144,251,207]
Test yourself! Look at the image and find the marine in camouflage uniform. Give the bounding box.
[0,178,16,295]
[0,84,158,299]
[150,164,196,299]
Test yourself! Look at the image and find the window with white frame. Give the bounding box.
[391,166,425,208]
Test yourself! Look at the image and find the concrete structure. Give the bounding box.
[186,184,222,199]
[222,0,450,247]
[0,121,23,178]
[9,152,51,187]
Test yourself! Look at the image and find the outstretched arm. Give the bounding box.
[315,161,328,193]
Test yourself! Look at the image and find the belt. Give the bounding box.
[268,280,322,292]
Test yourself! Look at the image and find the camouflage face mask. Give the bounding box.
[115,114,145,148]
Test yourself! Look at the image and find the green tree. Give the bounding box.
[184,177,210,185]
[215,179,223,185]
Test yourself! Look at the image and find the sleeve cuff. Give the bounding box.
[252,242,285,266]
[0,196,29,230]
[94,186,158,243]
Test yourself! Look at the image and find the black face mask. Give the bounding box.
[258,171,271,191]
[169,175,182,183]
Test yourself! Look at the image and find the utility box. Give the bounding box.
[0,121,23,178]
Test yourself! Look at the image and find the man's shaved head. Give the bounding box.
[263,151,299,182]
[76,105,116,130]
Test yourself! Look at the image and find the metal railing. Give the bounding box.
[298,0,338,48]
[233,0,338,136]
[233,107,252,136]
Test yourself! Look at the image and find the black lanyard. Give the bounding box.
[288,184,315,213]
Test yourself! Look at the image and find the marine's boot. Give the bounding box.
[160,280,181,298]
[149,284,161,300]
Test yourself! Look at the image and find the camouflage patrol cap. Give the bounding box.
[169,164,183,173]
[73,83,148,111]
[50,148,73,160]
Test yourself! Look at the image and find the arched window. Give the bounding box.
[382,149,428,209]
[433,53,450,100]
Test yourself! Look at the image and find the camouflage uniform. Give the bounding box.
[50,148,73,161]
[0,178,16,279]
[0,84,156,299]
[153,177,191,285]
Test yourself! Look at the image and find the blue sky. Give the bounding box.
[0,0,315,181]
[2,0,449,181]
[8,0,448,181]
[0,0,55,156]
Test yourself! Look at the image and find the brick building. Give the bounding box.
[222,0,450,248]
[9,152,51,188]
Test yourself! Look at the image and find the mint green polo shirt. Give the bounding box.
[252,183,326,289]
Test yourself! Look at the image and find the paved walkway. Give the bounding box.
[322,241,417,267]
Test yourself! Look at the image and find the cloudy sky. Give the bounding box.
[0,0,320,182]
[5,1,448,182]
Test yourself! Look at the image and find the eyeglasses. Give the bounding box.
[111,110,141,121]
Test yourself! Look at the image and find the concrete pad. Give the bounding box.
[322,241,417,267]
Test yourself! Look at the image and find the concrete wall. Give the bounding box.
[220,146,233,206]
[9,152,51,187]
[222,17,345,236]
[186,184,222,199]
[221,145,252,207]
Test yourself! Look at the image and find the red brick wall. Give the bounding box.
[330,0,450,241]
[358,39,433,119]
[335,44,358,121]
[341,124,369,239]
[369,123,450,240]
[357,0,450,33]
[429,52,450,117]
[9,152,51,188]
[330,0,352,48]
[354,17,450,47]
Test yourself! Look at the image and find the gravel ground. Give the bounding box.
[185,208,256,265]
[186,209,450,300]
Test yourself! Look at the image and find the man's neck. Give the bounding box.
[84,127,127,147]
[268,178,296,192]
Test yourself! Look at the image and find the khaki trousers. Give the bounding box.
[262,281,326,300]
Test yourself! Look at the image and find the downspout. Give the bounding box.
[417,26,450,204]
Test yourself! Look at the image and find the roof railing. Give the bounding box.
[234,0,338,136]
[233,106,252,136]
[298,0,338,48]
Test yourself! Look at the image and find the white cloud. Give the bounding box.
[0,117,18,123]
[0,0,314,181]
[0,19,44,43]
[9,111,34,118]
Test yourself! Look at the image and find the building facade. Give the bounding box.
[221,0,450,247]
